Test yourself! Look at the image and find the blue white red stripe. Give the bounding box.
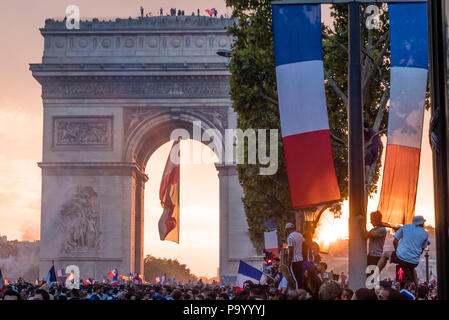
[378,3,428,225]
[272,4,340,209]
[44,265,57,284]
[235,260,263,292]
[158,140,180,243]
[55,268,66,277]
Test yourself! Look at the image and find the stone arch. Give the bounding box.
[124,110,225,170]
[31,15,259,282]
[123,109,231,274]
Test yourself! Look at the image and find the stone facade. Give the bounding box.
[31,15,261,280]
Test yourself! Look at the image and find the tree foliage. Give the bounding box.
[226,1,391,252]
[143,255,198,282]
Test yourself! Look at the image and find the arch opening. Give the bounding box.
[142,139,220,281]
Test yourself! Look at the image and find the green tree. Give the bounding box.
[226,1,391,252]
[143,255,198,283]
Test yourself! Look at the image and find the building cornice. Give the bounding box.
[38,162,148,181]
[41,16,235,33]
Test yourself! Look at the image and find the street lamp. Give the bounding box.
[216,49,231,58]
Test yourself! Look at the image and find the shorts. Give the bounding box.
[390,251,418,269]
[367,255,381,266]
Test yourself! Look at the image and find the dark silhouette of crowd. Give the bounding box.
[0,269,438,300]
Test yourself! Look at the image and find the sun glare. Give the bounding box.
[313,202,350,250]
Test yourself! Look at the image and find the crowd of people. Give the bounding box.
[0,211,438,300]
[0,272,438,300]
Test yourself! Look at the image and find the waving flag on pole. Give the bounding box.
[378,3,429,226]
[272,4,340,209]
[158,139,180,243]
[108,268,119,284]
[235,261,263,292]
[44,265,57,284]
[133,273,142,284]
[0,268,4,290]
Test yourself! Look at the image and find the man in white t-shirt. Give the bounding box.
[285,222,305,289]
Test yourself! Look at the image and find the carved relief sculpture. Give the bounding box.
[60,186,101,254]
[53,117,112,149]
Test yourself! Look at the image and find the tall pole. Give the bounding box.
[348,2,366,290]
[427,0,449,300]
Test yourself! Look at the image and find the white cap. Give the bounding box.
[412,215,425,226]
[285,222,295,230]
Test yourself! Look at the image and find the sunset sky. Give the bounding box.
[0,0,435,278]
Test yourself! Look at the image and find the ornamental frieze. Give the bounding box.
[42,77,230,99]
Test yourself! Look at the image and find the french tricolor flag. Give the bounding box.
[264,230,279,259]
[44,265,57,284]
[272,4,340,209]
[108,268,119,284]
[235,260,263,293]
[378,3,428,226]
[55,268,66,277]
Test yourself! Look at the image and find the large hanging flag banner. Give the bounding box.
[158,139,181,243]
[378,3,429,226]
[272,4,340,209]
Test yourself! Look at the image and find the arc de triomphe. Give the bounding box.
[30,15,260,280]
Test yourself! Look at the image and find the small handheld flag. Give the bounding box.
[235,260,263,292]
[55,268,66,277]
[107,268,119,283]
[0,268,4,289]
[264,230,279,259]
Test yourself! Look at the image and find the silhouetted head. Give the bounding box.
[370,211,383,226]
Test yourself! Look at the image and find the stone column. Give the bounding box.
[133,171,148,276]
[216,164,230,279]
[215,164,261,280]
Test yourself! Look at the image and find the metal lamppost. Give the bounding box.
[427,0,449,300]
[347,1,366,290]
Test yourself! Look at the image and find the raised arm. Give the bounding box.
[356,216,381,239]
